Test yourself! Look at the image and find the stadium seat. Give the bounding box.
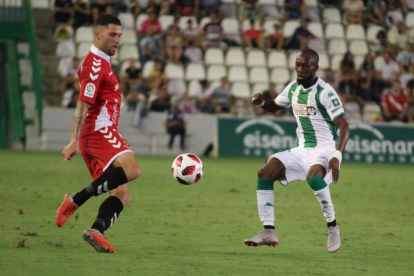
[185,63,206,80]
[77,42,91,58]
[228,66,249,82]
[260,4,280,20]
[259,0,276,4]
[136,14,148,31]
[120,60,141,73]
[199,17,211,29]
[268,51,287,68]
[220,3,237,18]
[385,10,403,28]
[291,70,297,81]
[179,16,197,30]
[263,20,280,35]
[119,44,139,61]
[205,48,224,65]
[143,60,155,78]
[323,8,341,23]
[242,19,261,31]
[346,24,366,40]
[75,26,94,43]
[304,0,318,6]
[159,15,174,31]
[283,21,300,38]
[250,67,269,83]
[207,65,227,81]
[330,54,343,72]
[168,79,186,96]
[349,40,369,56]
[374,55,385,70]
[275,0,284,6]
[363,102,382,122]
[328,39,347,55]
[252,82,270,94]
[325,23,345,39]
[319,53,329,70]
[166,63,185,79]
[247,50,267,67]
[222,18,239,34]
[226,48,245,65]
[405,12,414,28]
[58,57,72,75]
[120,29,137,45]
[354,55,365,70]
[32,0,48,8]
[118,13,135,29]
[56,40,75,58]
[231,82,251,98]
[309,22,324,38]
[270,68,290,84]
[288,51,300,69]
[367,25,384,42]
[188,79,201,96]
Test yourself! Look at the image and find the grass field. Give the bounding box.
[0,150,413,276]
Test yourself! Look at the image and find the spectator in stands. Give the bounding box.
[381,81,409,122]
[148,61,168,89]
[344,0,365,24]
[61,57,80,94]
[385,5,405,28]
[202,13,226,50]
[242,19,265,49]
[359,53,376,74]
[182,41,203,63]
[324,69,337,91]
[407,82,414,122]
[339,52,357,80]
[195,80,215,113]
[200,0,222,17]
[388,22,412,56]
[182,19,200,47]
[212,77,235,114]
[377,51,401,87]
[140,29,164,64]
[181,92,197,113]
[165,27,183,63]
[54,0,74,25]
[133,0,153,18]
[126,82,147,112]
[399,63,414,89]
[121,60,141,94]
[174,0,200,16]
[358,67,383,109]
[166,16,181,34]
[150,82,171,112]
[73,0,92,29]
[165,100,187,150]
[366,0,386,26]
[287,18,315,50]
[66,81,80,108]
[283,0,306,22]
[397,43,414,72]
[239,0,260,24]
[91,0,119,23]
[266,23,284,50]
[54,24,74,41]
[139,12,162,36]
[371,30,389,53]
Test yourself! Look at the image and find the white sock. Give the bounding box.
[314,186,335,222]
[257,190,275,226]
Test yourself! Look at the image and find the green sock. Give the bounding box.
[257,178,274,190]
[307,176,327,191]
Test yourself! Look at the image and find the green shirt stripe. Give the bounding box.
[288,83,298,104]
[316,85,338,144]
[298,89,317,147]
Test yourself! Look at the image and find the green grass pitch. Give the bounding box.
[0,150,413,276]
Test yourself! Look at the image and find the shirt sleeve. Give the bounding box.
[275,82,293,108]
[78,56,104,105]
[319,86,345,121]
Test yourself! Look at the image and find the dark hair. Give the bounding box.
[95,14,121,28]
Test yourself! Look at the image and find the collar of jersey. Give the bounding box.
[299,77,319,93]
[90,44,110,63]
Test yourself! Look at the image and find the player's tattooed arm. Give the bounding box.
[71,100,91,141]
[251,93,284,113]
[333,115,350,153]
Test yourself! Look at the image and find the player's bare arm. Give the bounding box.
[251,93,284,113]
[329,115,350,183]
[62,100,91,160]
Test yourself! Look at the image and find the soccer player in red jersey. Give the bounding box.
[56,14,140,253]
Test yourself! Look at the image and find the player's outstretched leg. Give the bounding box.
[327,224,340,253]
[83,229,117,253]
[55,167,128,227]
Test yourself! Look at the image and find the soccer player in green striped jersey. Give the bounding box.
[244,48,350,253]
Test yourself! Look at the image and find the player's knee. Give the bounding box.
[117,192,131,207]
[127,167,141,181]
[257,168,267,179]
[306,170,324,180]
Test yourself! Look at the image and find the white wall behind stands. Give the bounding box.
[42,107,217,157]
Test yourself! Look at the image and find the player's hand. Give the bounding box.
[252,93,264,106]
[328,158,340,184]
[62,140,79,161]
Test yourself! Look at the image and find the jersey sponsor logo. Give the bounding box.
[331,105,343,114]
[84,83,96,98]
[328,91,334,98]
[292,104,316,116]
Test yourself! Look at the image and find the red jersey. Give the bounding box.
[383,91,408,113]
[78,45,121,134]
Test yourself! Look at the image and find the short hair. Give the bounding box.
[95,14,121,28]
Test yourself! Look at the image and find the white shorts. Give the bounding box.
[267,143,336,186]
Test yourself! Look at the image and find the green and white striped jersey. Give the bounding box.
[275,77,345,148]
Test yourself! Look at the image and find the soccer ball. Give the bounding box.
[171,153,204,185]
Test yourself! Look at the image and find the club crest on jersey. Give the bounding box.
[292,103,316,116]
[84,83,96,98]
[308,92,316,103]
[115,84,119,91]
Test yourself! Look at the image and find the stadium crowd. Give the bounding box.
[53,0,414,123]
